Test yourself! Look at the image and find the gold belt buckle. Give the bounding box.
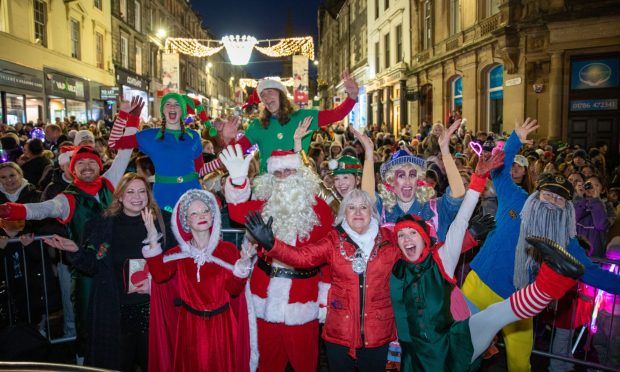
[177,176,184,183]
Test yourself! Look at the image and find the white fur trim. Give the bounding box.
[58,151,73,166]
[267,153,301,174]
[246,282,259,372]
[225,177,251,204]
[257,79,287,98]
[318,282,331,306]
[250,277,320,325]
[233,258,253,278]
[142,244,163,258]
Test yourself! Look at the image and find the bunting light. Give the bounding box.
[163,36,315,65]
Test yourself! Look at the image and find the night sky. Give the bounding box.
[191,0,322,78]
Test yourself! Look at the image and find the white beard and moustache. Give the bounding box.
[252,167,321,246]
[513,191,577,289]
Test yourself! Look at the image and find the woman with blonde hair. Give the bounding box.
[44,173,167,371]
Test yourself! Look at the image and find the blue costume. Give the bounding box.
[136,128,202,211]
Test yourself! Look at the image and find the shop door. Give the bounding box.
[568,115,619,166]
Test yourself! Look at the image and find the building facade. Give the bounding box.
[0,0,115,124]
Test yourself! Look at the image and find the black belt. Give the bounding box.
[174,298,229,317]
[257,258,319,279]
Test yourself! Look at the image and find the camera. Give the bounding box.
[584,181,593,190]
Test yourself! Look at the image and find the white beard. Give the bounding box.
[253,167,321,246]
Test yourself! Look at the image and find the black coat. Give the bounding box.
[20,156,53,189]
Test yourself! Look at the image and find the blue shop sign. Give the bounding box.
[571,58,619,90]
[570,99,618,111]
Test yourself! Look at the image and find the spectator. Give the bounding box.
[20,139,53,188]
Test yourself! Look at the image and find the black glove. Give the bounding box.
[468,213,495,242]
[245,212,275,251]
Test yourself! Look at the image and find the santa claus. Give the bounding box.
[221,145,333,372]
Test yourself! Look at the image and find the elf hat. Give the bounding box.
[160,92,188,120]
[257,79,287,99]
[328,155,362,175]
[70,146,103,174]
[242,90,260,110]
[394,214,436,264]
[267,150,301,174]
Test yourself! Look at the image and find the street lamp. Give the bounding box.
[156,28,167,39]
[314,60,319,66]
[207,62,213,69]
[221,35,258,65]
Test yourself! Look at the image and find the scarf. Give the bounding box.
[72,176,104,196]
[342,218,379,262]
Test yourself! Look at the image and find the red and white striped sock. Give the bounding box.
[509,282,553,319]
[108,111,128,148]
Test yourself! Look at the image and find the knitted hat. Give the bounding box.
[74,130,95,146]
[513,154,529,168]
[70,146,103,173]
[160,92,188,120]
[328,155,362,175]
[537,173,574,201]
[267,150,301,174]
[379,150,426,181]
[257,79,287,99]
[573,149,588,160]
[394,214,434,263]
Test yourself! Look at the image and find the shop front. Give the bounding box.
[116,67,149,122]
[0,60,45,125]
[44,69,89,124]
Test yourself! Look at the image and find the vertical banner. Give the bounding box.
[161,53,180,93]
[293,55,309,105]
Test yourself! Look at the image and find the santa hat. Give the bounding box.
[267,150,301,174]
[257,79,287,99]
[242,90,260,110]
[70,146,103,173]
[394,214,435,264]
[58,146,74,167]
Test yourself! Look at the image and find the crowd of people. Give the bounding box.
[0,72,619,372]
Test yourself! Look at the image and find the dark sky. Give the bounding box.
[191,0,322,78]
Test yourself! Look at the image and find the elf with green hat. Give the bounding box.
[108,92,215,212]
[328,155,363,198]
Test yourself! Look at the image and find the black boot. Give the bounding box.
[526,236,585,279]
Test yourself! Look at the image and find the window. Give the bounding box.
[487,65,503,133]
[395,25,402,62]
[94,0,102,10]
[70,19,80,59]
[360,26,367,59]
[374,41,380,73]
[135,42,142,74]
[384,0,389,10]
[33,0,47,47]
[120,34,129,68]
[423,1,432,50]
[134,1,141,31]
[384,33,390,70]
[120,0,127,20]
[483,0,501,18]
[374,0,379,19]
[450,0,461,35]
[452,76,463,111]
[96,32,104,69]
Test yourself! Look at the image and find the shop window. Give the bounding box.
[49,98,65,122]
[94,0,102,10]
[6,94,25,125]
[67,99,87,123]
[486,64,503,134]
[70,19,81,59]
[33,0,47,47]
[26,97,43,123]
[451,76,462,112]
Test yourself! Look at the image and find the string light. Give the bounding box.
[162,36,315,64]
[239,77,296,89]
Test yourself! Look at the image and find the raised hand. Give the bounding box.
[42,235,79,252]
[341,70,359,100]
[468,213,496,242]
[129,96,145,117]
[141,208,158,243]
[220,116,240,144]
[439,119,460,152]
[219,144,253,184]
[349,126,374,158]
[293,116,313,152]
[515,118,539,145]
[475,150,505,176]
[240,240,258,260]
[244,211,275,251]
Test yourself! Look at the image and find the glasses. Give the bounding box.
[188,209,211,219]
[540,190,566,208]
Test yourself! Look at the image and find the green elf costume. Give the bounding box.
[390,172,586,372]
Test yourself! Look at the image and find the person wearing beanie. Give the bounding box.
[220,146,334,372]
[74,130,95,146]
[0,142,134,364]
[203,71,360,175]
[572,149,589,168]
[461,118,620,371]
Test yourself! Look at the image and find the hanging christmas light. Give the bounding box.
[221,35,258,65]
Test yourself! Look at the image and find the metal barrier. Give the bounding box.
[1,230,619,371]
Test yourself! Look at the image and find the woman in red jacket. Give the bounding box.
[246,188,398,371]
